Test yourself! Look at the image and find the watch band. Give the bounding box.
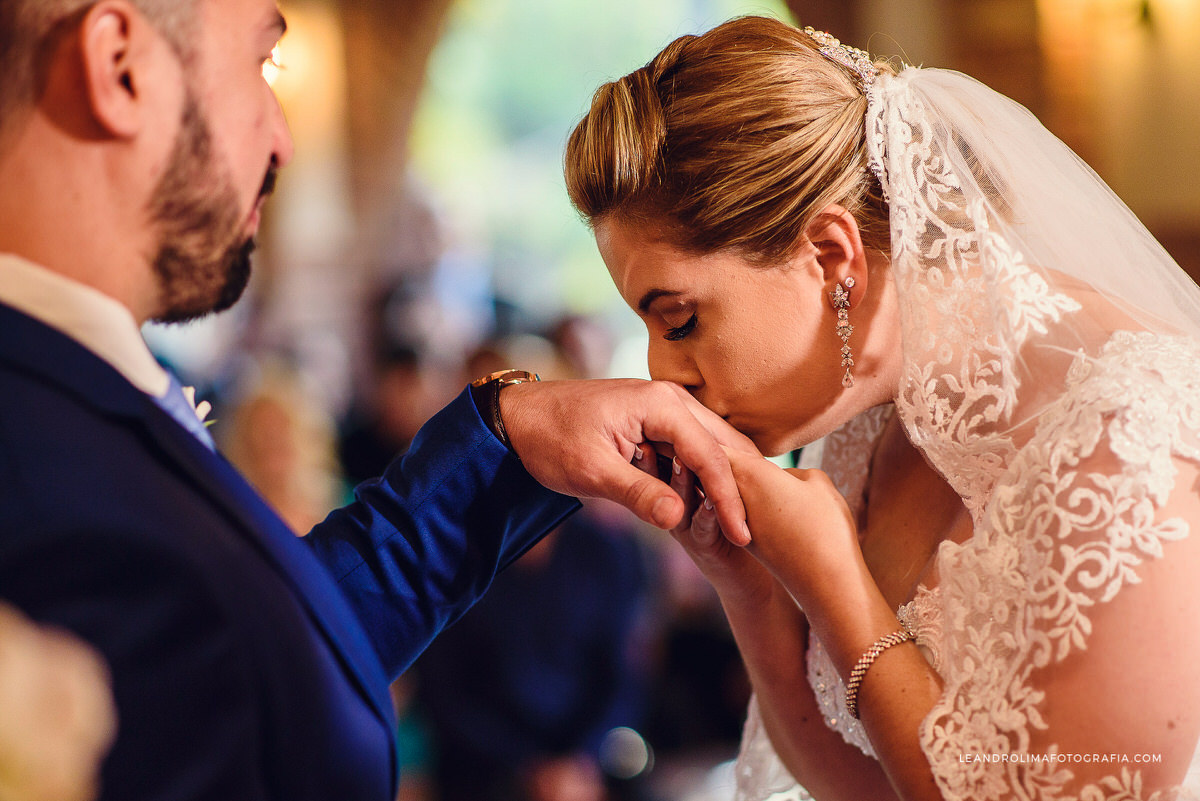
[469,369,540,456]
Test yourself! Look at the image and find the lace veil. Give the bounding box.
[735,61,1200,801]
[866,66,1200,511]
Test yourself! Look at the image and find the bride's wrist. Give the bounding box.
[753,536,868,615]
[799,563,902,680]
[721,581,810,678]
[714,570,794,618]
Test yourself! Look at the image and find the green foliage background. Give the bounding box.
[410,0,788,330]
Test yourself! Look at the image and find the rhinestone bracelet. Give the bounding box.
[845,624,915,720]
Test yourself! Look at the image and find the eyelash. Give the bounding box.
[664,313,697,341]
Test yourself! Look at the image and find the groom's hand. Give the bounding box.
[501,379,757,544]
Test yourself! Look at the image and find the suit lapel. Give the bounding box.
[0,303,396,732]
[141,410,396,726]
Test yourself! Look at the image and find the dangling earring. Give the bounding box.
[831,277,855,388]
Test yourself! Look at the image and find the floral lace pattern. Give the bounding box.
[919,333,1200,801]
[871,68,1200,801]
[868,77,1082,520]
[822,405,893,521]
[737,67,1200,801]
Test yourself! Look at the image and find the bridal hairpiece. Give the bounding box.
[802,26,878,90]
[804,27,891,200]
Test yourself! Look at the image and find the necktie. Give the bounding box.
[154,374,216,451]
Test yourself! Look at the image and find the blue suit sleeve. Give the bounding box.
[304,387,580,679]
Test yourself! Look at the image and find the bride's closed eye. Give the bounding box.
[665,313,698,341]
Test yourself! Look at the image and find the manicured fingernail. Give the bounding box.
[703,498,713,511]
[672,457,681,475]
[634,446,644,461]
[742,521,753,543]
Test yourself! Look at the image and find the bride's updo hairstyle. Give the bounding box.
[565,15,893,263]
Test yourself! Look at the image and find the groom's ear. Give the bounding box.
[78,0,161,139]
[805,204,869,311]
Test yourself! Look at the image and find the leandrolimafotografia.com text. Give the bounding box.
[959,753,1163,765]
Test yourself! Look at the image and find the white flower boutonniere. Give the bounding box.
[180,386,214,425]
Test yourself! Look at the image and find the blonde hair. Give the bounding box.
[565,15,893,263]
[219,364,342,536]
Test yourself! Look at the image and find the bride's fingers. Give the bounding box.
[669,457,699,538]
[631,442,660,478]
[689,492,721,548]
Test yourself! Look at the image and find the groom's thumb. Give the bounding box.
[608,464,683,529]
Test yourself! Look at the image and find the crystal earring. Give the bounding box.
[831,277,855,388]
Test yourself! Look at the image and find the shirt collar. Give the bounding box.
[0,253,170,397]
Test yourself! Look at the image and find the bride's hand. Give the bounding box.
[723,449,864,611]
[657,452,779,610]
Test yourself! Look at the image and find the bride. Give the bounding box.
[563,15,1200,801]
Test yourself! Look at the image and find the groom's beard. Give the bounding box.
[147,91,266,325]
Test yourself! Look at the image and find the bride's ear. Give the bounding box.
[805,204,869,311]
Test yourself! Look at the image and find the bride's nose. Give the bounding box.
[647,339,703,395]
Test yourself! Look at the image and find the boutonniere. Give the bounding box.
[180,385,214,425]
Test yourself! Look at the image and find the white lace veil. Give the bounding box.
[736,63,1200,801]
[865,66,1200,510]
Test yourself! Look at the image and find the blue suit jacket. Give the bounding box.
[0,302,578,800]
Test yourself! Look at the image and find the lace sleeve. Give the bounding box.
[918,335,1200,801]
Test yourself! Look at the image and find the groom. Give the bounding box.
[0,1,750,799]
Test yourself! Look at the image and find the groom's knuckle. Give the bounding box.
[622,478,654,512]
[644,380,676,406]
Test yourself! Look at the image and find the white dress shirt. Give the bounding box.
[0,253,170,397]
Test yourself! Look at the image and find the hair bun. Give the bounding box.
[565,17,890,260]
[565,37,699,217]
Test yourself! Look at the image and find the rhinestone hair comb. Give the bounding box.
[803,26,878,89]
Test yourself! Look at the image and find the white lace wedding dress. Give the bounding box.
[735,338,1200,800]
[733,64,1200,801]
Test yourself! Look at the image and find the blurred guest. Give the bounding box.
[415,509,652,801]
[339,346,456,486]
[390,676,434,801]
[417,327,654,801]
[641,546,749,760]
[219,363,342,534]
[0,603,115,801]
[548,315,615,382]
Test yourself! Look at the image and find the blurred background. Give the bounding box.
[145,1,1200,799]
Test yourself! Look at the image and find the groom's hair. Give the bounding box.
[0,0,198,145]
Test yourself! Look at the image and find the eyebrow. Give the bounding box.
[637,289,683,314]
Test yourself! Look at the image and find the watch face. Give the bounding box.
[471,369,515,387]
[472,369,538,387]
[497,370,539,386]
